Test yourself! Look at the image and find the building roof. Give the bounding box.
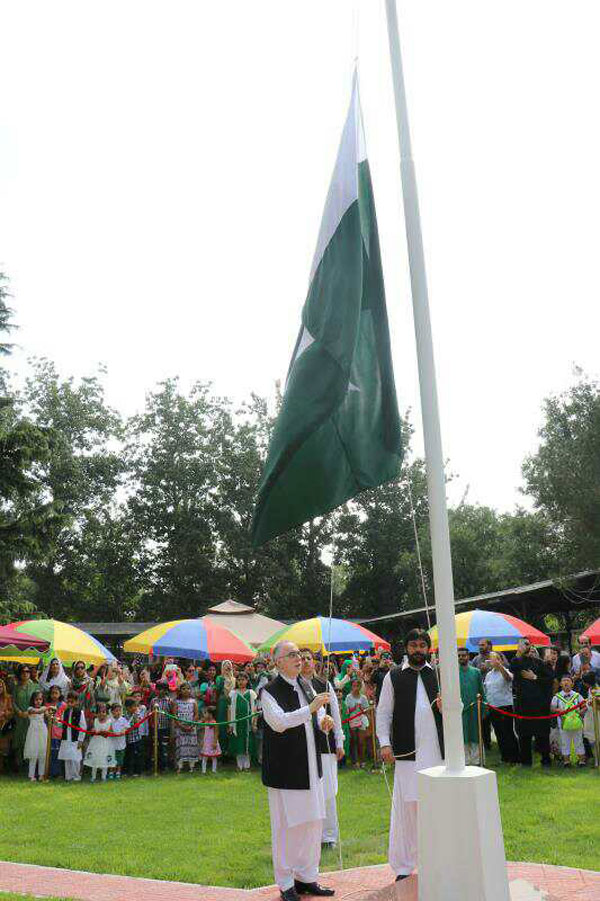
[206,599,255,615]
[354,569,600,627]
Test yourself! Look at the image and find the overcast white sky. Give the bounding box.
[2,1,600,512]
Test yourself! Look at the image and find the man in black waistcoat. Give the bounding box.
[261,639,336,901]
[376,628,444,882]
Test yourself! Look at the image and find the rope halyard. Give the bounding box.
[325,559,344,872]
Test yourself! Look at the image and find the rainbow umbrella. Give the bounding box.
[0,625,50,659]
[428,609,550,652]
[1,619,115,665]
[580,617,600,645]
[123,617,255,663]
[258,616,391,655]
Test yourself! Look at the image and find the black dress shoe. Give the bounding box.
[280,888,300,901]
[294,881,335,896]
[395,874,409,882]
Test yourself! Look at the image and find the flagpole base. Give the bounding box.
[417,765,510,901]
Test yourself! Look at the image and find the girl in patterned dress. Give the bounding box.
[172,681,199,773]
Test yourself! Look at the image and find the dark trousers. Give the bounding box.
[482,714,492,750]
[489,706,519,762]
[517,726,551,766]
[349,729,366,765]
[50,738,63,778]
[126,740,144,775]
[158,728,170,771]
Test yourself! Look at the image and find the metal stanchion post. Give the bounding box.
[44,713,54,781]
[593,694,600,773]
[153,708,159,777]
[370,705,379,770]
[477,694,484,767]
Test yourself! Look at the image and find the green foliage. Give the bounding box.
[3,274,600,628]
[0,279,62,622]
[523,371,600,570]
[19,359,127,620]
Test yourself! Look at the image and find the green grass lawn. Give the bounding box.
[0,753,598,889]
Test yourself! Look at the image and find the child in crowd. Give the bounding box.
[199,707,221,773]
[130,688,149,770]
[24,689,50,781]
[551,674,586,767]
[345,677,369,769]
[58,690,86,781]
[125,696,145,777]
[47,685,65,779]
[172,681,199,773]
[109,702,128,779]
[336,688,350,767]
[84,701,114,782]
[152,682,172,772]
[228,672,257,772]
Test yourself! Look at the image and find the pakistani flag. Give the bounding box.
[252,73,403,547]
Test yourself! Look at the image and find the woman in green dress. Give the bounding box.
[227,672,257,771]
[11,664,37,767]
[216,659,235,757]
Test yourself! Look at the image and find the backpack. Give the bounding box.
[557,692,583,731]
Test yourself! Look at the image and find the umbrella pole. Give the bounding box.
[593,694,600,773]
[477,694,484,767]
[369,705,378,770]
[153,708,159,777]
[44,713,54,781]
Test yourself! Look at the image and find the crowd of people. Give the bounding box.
[0,634,597,783]
[460,634,599,768]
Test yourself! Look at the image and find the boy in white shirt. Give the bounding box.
[109,702,129,779]
[551,674,586,767]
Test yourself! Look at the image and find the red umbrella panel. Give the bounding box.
[0,625,50,654]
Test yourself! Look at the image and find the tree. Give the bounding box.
[334,453,430,620]
[522,372,600,570]
[20,359,126,619]
[125,379,227,618]
[0,279,61,621]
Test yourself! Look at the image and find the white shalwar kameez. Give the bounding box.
[261,675,326,893]
[320,682,344,844]
[376,663,443,877]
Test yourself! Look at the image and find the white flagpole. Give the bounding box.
[383,5,511,899]
[384,0,464,774]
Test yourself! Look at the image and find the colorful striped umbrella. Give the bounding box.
[123,617,255,663]
[258,616,391,655]
[0,625,50,659]
[580,617,600,645]
[428,609,550,652]
[1,619,115,665]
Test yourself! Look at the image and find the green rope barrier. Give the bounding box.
[159,708,259,728]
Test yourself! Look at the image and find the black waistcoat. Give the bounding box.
[261,674,323,790]
[390,666,444,761]
[60,705,83,742]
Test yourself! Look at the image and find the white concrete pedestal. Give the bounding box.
[417,765,511,901]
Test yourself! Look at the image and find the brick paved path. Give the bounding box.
[0,860,598,901]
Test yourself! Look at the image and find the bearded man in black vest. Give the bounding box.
[376,628,444,882]
[261,639,336,901]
